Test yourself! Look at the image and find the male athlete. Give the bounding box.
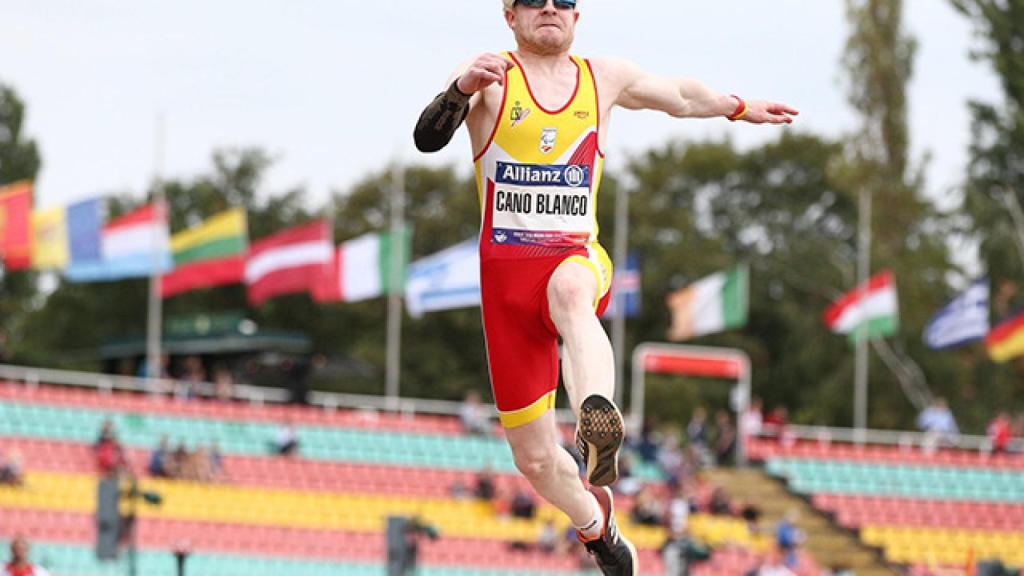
[414,1,797,573]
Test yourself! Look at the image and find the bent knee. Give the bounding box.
[509,442,558,480]
[548,271,596,318]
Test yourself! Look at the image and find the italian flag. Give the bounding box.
[161,208,248,298]
[315,229,410,303]
[666,264,748,341]
[824,269,899,342]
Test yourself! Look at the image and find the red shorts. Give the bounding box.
[480,244,612,428]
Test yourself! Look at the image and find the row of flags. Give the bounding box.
[5,181,1024,362]
[0,181,409,307]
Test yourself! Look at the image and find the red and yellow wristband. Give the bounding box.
[727,95,748,122]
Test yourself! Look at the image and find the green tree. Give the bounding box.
[0,82,42,361]
[840,0,972,426]
[948,0,1024,420]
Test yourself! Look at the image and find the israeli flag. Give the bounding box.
[404,239,480,318]
[923,278,990,349]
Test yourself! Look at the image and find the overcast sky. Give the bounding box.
[0,1,1001,216]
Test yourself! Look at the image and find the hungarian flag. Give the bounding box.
[245,219,332,306]
[666,264,748,341]
[161,208,248,298]
[0,180,32,270]
[985,309,1024,363]
[315,229,410,303]
[824,269,899,342]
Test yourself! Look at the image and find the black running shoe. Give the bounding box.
[578,485,639,575]
[576,394,625,487]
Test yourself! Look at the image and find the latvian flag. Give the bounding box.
[245,220,332,306]
[824,269,899,342]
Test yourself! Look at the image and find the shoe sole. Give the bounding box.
[578,395,624,487]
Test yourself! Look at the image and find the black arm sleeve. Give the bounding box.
[414,80,472,153]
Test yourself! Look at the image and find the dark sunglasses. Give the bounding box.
[516,0,577,9]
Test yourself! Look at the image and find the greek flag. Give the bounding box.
[923,278,990,349]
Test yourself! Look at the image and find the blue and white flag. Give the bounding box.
[923,278,990,349]
[404,239,480,318]
[603,251,641,319]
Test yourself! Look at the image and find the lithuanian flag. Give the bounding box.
[985,309,1024,363]
[160,208,247,298]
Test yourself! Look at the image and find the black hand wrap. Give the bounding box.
[414,79,472,153]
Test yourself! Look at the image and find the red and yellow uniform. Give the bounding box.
[474,52,613,428]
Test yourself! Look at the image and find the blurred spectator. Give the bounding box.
[661,526,710,576]
[208,442,223,478]
[713,410,736,466]
[212,367,236,401]
[459,390,489,436]
[667,485,691,535]
[616,451,640,496]
[631,485,665,526]
[538,520,557,554]
[686,407,709,464]
[763,406,791,445]
[173,443,194,479]
[192,447,215,482]
[510,489,536,519]
[474,467,496,501]
[741,502,763,536]
[740,397,764,439]
[635,423,661,464]
[176,355,207,400]
[775,510,805,569]
[749,548,797,576]
[94,420,125,475]
[4,534,51,576]
[136,353,170,380]
[0,449,23,486]
[987,412,1013,454]
[274,420,300,456]
[148,437,172,478]
[708,485,733,516]
[916,397,959,448]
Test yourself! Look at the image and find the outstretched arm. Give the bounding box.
[598,58,798,124]
[413,53,515,153]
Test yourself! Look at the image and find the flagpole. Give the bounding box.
[611,185,629,412]
[145,114,166,384]
[385,163,405,409]
[854,184,872,437]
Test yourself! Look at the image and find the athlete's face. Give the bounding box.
[505,0,578,56]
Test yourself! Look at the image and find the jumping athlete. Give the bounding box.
[414,1,797,573]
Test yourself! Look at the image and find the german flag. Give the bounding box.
[985,309,1024,363]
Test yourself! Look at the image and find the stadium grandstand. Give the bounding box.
[1,364,1020,576]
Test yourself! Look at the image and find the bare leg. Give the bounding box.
[504,410,595,526]
[548,261,615,409]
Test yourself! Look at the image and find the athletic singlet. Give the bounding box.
[474,52,604,257]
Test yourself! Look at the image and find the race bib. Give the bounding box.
[491,161,593,246]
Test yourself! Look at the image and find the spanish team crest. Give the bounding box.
[540,127,557,154]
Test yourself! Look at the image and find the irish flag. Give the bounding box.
[666,265,748,341]
[824,269,899,342]
[315,229,410,303]
[161,208,248,298]
[985,310,1024,363]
